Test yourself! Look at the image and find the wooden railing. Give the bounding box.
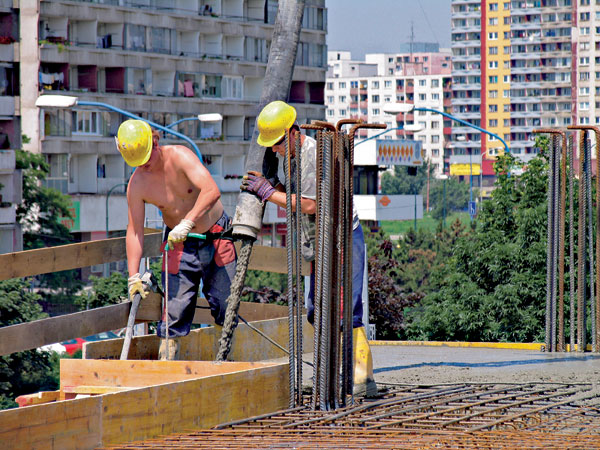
[0,230,309,356]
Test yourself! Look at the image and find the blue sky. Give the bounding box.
[326,0,452,59]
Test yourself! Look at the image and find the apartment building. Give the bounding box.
[17,0,326,258]
[451,0,584,163]
[0,1,22,253]
[326,49,452,177]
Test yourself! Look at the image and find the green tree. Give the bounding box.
[406,139,550,342]
[381,163,470,218]
[75,272,127,309]
[0,279,59,409]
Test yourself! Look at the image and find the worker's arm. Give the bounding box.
[126,180,146,277]
[267,190,316,215]
[177,146,221,224]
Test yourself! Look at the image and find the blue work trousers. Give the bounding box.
[158,212,236,338]
[307,224,366,329]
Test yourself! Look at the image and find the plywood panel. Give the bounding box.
[0,395,102,450]
[236,241,311,276]
[60,359,279,388]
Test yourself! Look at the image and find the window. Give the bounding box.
[503,90,510,98]
[372,81,379,89]
[431,121,440,129]
[489,104,498,112]
[580,57,590,65]
[72,110,100,135]
[580,102,590,110]
[222,76,243,99]
[327,109,334,117]
[489,17,498,25]
[372,108,380,115]
[44,154,68,194]
[504,2,510,9]
[488,32,498,40]
[432,93,440,100]
[504,16,511,25]
[581,42,590,50]
[489,46,498,55]
[503,104,510,112]
[326,82,333,90]
[371,95,379,102]
[419,79,427,86]
[581,27,590,35]
[504,46,511,54]
[489,2,498,11]
[350,81,358,88]
[419,93,426,101]
[489,76,498,84]
[384,80,392,88]
[339,109,347,116]
[489,119,498,127]
[339,82,346,89]
[580,87,590,95]
[327,96,334,103]
[504,119,510,127]
[431,79,439,88]
[431,135,439,143]
[339,95,346,103]
[503,75,509,83]
[489,61,498,69]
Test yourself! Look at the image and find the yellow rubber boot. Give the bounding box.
[353,327,377,397]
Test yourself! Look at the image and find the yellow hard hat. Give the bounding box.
[115,119,153,167]
[256,101,297,147]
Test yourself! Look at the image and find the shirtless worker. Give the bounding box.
[241,101,377,396]
[116,119,236,360]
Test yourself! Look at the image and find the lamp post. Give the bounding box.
[35,95,207,163]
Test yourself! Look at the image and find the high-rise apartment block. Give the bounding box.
[451,0,584,161]
[326,48,452,176]
[11,0,326,258]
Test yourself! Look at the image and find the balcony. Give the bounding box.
[0,96,14,116]
[0,149,15,173]
[0,203,15,224]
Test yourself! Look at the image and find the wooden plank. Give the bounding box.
[0,293,160,356]
[62,386,133,395]
[60,359,277,388]
[15,390,60,407]
[83,316,314,362]
[0,229,162,281]
[237,241,311,276]
[100,364,288,447]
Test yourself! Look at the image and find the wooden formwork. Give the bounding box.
[0,317,312,450]
[1,359,288,450]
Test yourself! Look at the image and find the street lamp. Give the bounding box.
[35,94,207,163]
[166,113,223,129]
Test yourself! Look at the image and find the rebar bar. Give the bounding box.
[295,131,303,405]
[568,134,576,352]
[284,128,295,407]
[578,130,586,352]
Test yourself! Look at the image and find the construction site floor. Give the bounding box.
[103,344,600,449]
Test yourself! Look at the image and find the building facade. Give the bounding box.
[326,49,452,177]
[451,0,583,163]
[16,0,326,258]
[0,1,22,253]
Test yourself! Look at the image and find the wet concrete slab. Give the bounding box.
[371,344,600,385]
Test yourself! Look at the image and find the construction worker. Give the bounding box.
[116,119,236,360]
[241,101,377,396]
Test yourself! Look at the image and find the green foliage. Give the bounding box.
[0,279,58,409]
[16,149,73,250]
[242,270,287,304]
[381,162,471,219]
[406,141,550,342]
[75,272,127,309]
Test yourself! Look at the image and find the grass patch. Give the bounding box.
[380,212,470,236]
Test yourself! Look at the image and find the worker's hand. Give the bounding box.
[128,273,149,300]
[241,171,275,203]
[167,219,195,249]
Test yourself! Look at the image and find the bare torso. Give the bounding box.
[129,145,223,233]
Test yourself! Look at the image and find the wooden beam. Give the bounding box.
[15,390,60,407]
[0,295,289,356]
[0,293,161,356]
[237,242,311,276]
[0,230,162,281]
[60,359,278,388]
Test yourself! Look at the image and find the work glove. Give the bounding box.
[128,273,149,300]
[167,218,195,249]
[241,171,275,203]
